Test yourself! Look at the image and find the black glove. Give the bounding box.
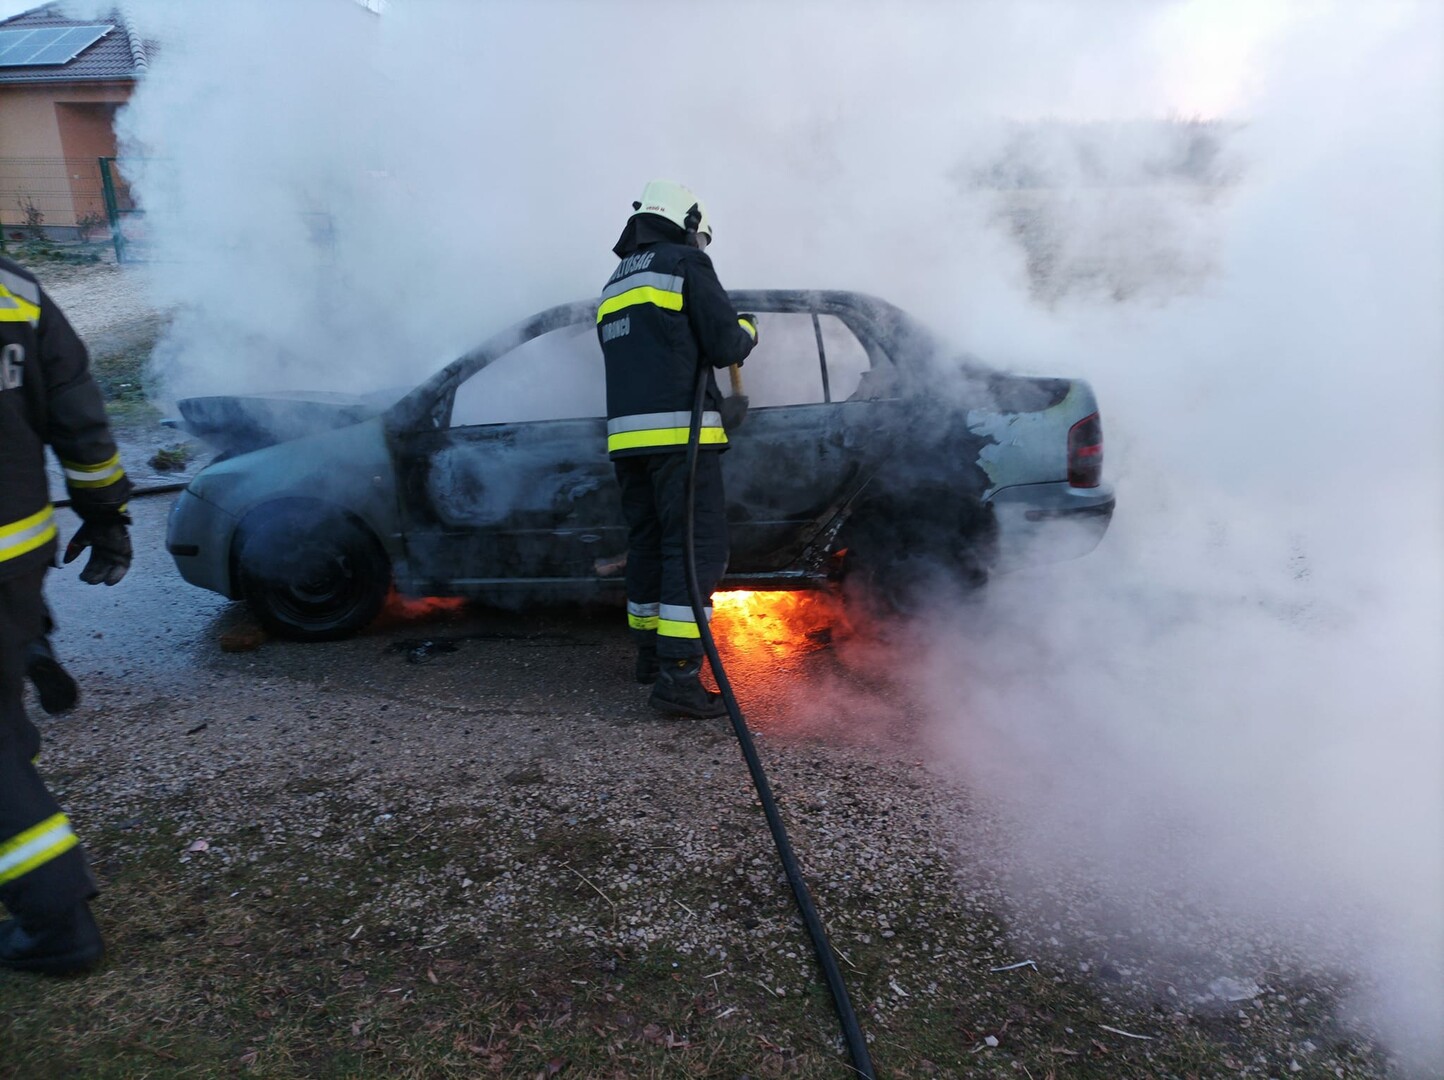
[63,521,133,586]
[720,393,749,432]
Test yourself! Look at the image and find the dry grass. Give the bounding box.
[0,784,1395,1080]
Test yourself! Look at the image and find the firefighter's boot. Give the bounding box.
[26,637,78,715]
[648,657,726,719]
[634,644,660,685]
[0,903,104,976]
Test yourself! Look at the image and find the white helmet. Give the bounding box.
[632,179,712,246]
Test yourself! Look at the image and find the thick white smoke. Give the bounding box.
[94,0,1272,397]
[911,5,1444,1073]
[65,0,1443,1068]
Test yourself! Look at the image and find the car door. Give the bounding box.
[722,312,907,570]
[391,303,909,592]
[393,320,623,590]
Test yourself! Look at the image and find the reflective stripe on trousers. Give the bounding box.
[627,600,659,631]
[0,813,78,887]
[657,602,714,641]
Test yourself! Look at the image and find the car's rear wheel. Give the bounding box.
[235,505,390,641]
[837,492,993,617]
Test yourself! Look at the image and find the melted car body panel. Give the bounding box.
[396,417,619,587]
[168,418,401,597]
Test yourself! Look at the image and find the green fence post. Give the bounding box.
[98,156,126,264]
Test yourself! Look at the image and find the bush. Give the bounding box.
[76,210,107,243]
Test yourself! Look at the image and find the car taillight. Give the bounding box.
[1068,412,1103,488]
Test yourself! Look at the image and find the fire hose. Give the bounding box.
[54,481,189,509]
[684,363,877,1078]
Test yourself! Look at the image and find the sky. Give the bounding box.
[0,0,67,20]
[0,0,387,22]
[8,0,1443,1072]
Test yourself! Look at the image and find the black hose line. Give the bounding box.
[683,370,877,1078]
[54,481,189,509]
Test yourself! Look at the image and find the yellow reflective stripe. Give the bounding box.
[628,613,660,631]
[60,452,126,489]
[601,271,683,302]
[0,813,78,886]
[596,286,684,323]
[738,318,757,340]
[608,426,728,453]
[0,268,40,304]
[609,410,722,436]
[0,289,41,326]
[657,618,702,640]
[0,505,57,563]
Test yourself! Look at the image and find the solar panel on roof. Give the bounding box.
[0,24,113,68]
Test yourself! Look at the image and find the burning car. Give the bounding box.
[166,291,1114,640]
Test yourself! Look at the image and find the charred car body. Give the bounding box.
[166,291,1114,640]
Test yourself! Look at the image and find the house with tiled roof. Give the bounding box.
[0,3,149,240]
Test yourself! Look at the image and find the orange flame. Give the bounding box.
[710,589,849,658]
[384,591,468,620]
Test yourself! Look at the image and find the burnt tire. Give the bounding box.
[838,493,993,618]
[235,507,389,641]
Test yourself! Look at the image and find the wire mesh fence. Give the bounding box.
[0,155,144,261]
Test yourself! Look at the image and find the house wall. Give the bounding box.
[56,101,121,222]
[0,82,131,230]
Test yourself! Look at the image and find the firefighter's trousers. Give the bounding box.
[0,566,96,925]
[614,450,728,660]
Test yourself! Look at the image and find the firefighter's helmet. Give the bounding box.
[632,179,712,246]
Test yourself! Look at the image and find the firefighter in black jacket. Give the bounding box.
[0,254,133,974]
[598,181,758,718]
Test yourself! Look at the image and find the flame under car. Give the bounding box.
[166,291,1115,640]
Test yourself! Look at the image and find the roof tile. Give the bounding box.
[0,3,144,84]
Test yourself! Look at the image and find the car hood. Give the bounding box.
[185,417,399,530]
[176,389,404,457]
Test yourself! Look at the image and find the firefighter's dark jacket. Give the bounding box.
[598,215,757,459]
[0,256,131,582]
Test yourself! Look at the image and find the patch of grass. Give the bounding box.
[0,238,105,265]
[103,397,165,436]
[0,791,1401,1080]
[87,312,172,440]
[90,323,163,406]
[148,442,195,472]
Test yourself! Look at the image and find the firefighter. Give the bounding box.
[597,181,758,718]
[0,254,133,974]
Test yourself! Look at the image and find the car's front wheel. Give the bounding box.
[235,505,390,641]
